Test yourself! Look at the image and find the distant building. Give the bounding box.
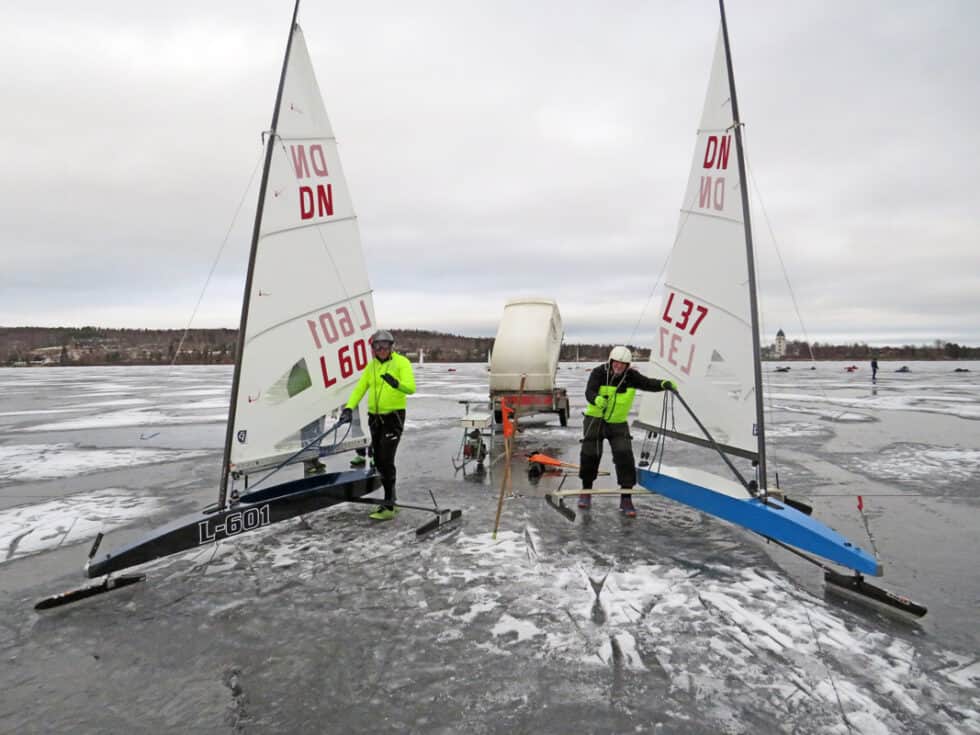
[774,329,786,358]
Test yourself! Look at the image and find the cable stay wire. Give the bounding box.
[135,147,266,443]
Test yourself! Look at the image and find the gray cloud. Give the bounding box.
[3,1,978,347]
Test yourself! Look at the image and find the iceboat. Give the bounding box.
[628,1,921,616]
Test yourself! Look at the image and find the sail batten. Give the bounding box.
[261,214,359,240]
[224,21,375,477]
[638,27,758,458]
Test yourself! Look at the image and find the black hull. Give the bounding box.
[35,574,146,611]
[824,569,928,619]
[86,469,380,578]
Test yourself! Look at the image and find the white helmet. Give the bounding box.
[370,329,395,346]
[609,346,632,363]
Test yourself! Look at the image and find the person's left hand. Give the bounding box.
[381,373,399,388]
[661,379,678,391]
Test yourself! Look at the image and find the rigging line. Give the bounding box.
[132,148,265,445]
[803,604,855,734]
[238,418,353,493]
[856,497,882,561]
[742,128,852,423]
[732,126,781,489]
[654,391,670,473]
[626,201,696,344]
[169,148,266,372]
[755,251,780,485]
[742,138,816,364]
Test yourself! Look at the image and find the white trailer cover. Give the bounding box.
[489,298,563,392]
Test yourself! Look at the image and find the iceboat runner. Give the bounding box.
[550,0,924,618]
[36,1,458,610]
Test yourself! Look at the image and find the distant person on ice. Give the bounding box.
[871,357,879,382]
[340,329,416,521]
[579,346,676,517]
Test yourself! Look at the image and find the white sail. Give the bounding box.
[637,29,758,460]
[230,25,374,475]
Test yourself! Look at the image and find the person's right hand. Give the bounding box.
[339,407,353,423]
[593,395,607,410]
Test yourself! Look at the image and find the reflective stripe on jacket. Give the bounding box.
[345,351,416,413]
[583,362,665,424]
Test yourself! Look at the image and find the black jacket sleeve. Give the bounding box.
[585,365,605,404]
[625,368,665,392]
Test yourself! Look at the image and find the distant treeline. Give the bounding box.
[772,339,980,361]
[0,326,976,366]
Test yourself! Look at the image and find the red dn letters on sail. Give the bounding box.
[698,134,730,212]
[291,144,334,220]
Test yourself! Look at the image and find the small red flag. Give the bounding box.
[857,495,864,512]
[500,398,515,438]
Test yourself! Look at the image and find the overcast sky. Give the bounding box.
[3,1,978,347]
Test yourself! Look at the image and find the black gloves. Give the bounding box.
[381,373,399,389]
[339,407,353,423]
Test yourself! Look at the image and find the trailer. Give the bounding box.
[489,298,570,426]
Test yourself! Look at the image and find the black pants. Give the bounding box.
[369,410,405,507]
[579,416,635,490]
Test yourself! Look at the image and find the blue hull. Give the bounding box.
[636,468,881,576]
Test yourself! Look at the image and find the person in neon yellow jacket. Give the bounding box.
[340,329,416,520]
[578,346,676,517]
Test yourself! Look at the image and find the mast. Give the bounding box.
[718,0,767,491]
[218,0,302,508]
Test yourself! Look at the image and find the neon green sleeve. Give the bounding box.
[396,354,416,395]
[345,365,370,409]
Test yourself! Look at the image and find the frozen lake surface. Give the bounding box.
[1,361,978,734]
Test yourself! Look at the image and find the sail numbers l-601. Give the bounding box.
[198,505,271,544]
[306,298,373,388]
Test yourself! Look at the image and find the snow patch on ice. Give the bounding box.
[420,533,978,734]
[491,613,542,642]
[766,421,831,439]
[0,488,165,563]
[846,444,980,485]
[0,443,211,482]
[24,408,228,432]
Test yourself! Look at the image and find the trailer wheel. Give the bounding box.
[558,408,568,427]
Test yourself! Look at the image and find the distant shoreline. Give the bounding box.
[3,325,978,366]
[4,357,978,369]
